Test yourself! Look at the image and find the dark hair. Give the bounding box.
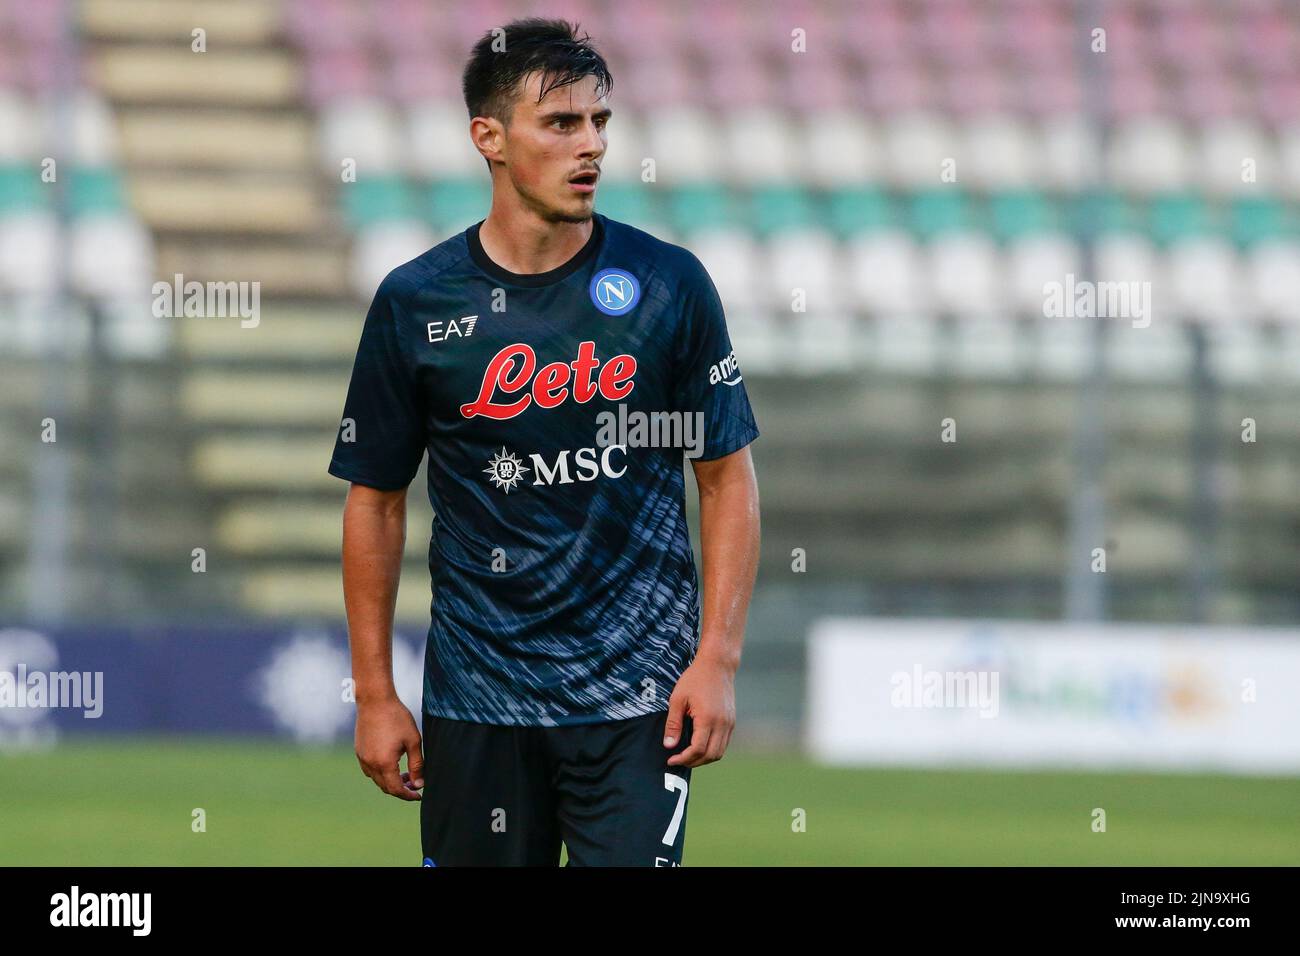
[462,18,612,124]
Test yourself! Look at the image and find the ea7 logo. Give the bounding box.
[427,315,477,343]
[708,350,742,386]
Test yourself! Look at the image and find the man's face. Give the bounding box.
[496,72,609,223]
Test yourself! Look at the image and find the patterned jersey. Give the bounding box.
[329,213,759,726]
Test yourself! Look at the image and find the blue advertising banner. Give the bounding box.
[0,625,426,746]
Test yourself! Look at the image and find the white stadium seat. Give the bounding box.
[927,232,1006,318]
[319,97,402,174]
[688,227,762,315]
[0,91,40,162]
[643,107,722,184]
[0,212,58,295]
[883,111,958,188]
[405,102,482,178]
[1006,233,1082,317]
[845,230,929,317]
[963,115,1042,189]
[1039,117,1101,191]
[350,220,436,300]
[1246,239,1300,324]
[1198,119,1276,196]
[69,213,154,299]
[761,228,845,313]
[801,110,879,188]
[1164,237,1244,324]
[596,113,647,183]
[724,108,797,185]
[1107,117,1193,194]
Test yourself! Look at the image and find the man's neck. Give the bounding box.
[477,197,593,275]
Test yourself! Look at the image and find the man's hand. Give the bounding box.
[355,696,425,800]
[664,655,737,768]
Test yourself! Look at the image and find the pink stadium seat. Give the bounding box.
[622,55,694,112]
[866,63,934,115]
[1255,72,1300,127]
[372,0,439,56]
[286,0,367,53]
[1236,11,1299,76]
[4,0,67,45]
[388,51,460,105]
[305,48,377,106]
[1178,69,1243,124]
[703,54,772,112]
[1155,7,1225,72]
[783,56,853,114]
[449,1,517,56]
[918,0,988,70]
[1018,66,1082,118]
[851,1,913,68]
[1106,65,1167,122]
[945,66,1010,117]
[997,2,1073,67]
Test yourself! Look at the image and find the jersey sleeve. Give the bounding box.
[328,275,427,490]
[671,254,760,460]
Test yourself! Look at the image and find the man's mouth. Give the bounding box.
[568,169,599,193]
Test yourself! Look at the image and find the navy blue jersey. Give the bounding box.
[329,213,759,726]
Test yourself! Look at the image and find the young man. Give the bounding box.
[329,18,760,866]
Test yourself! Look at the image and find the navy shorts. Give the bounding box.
[419,710,694,867]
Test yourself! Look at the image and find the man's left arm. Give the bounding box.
[665,445,760,767]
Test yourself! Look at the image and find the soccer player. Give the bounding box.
[329,18,760,866]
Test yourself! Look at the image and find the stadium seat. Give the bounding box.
[801,110,878,187]
[426,178,490,233]
[68,212,152,298]
[350,220,436,298]
[0,211,57,294]
[826,186,897,239]
[1108,118,1194,194]
[1164,237,1242,323]
[845,231,929,317]
[318,98,402,174]
[927,233,1006,318]
[724,109,797,185]
[340,174,416,228]
[667,183,739,235]
[405,102,482,178]
[749,184,819,237]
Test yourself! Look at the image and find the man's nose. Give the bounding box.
[577,119,604,159]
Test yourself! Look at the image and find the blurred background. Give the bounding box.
[1,0,1299,865]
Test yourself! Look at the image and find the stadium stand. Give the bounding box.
[4,0,1300,672]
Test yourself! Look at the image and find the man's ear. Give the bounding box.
[470,116,505,165]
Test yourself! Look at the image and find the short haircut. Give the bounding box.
[462,17,613,125]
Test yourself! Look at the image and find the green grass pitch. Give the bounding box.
[2,738,1297,865]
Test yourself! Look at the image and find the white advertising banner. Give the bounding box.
[807,619,1300,774]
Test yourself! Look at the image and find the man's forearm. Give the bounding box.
[693,450,760,671]
[341,484,408,703]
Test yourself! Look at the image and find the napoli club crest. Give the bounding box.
[589,268,641,316]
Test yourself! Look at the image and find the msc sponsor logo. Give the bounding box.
[460,341,637,420]
[708,349,742,386]
[427,315,477,343]
[484,445,627,492]
[589,268,641,316]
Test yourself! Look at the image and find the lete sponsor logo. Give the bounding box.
[460,341,637,420]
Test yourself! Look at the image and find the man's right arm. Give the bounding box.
[342,481,425,801]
